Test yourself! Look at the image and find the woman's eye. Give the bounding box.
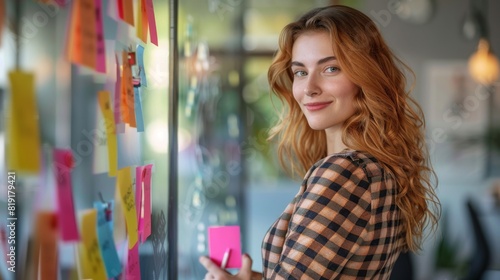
[293,70,307,77]
[325,66,339,73]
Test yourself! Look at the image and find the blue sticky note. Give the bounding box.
[136,45,147,87]
[134,87,145,132]
[94,201,122,279]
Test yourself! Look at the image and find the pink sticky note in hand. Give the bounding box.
[208,225,242,269]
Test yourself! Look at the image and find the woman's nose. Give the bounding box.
[304,75,321,96]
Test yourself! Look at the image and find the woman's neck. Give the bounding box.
[325,127,349,154]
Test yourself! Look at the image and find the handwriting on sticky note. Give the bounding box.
[80,209,108,280]
[68,0,97,70]
[117,167,139,248]
[208,225,242,269]
[7,71,41,173]
[121,50,135,126]
[53,149,80,241]
[126,242,141,279]
[136,45,147,87]
[95,0,106,73]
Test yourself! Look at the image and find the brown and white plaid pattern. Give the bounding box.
[261,151,404,279]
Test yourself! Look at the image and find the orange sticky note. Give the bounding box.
[79,209,108,280]
[68,0,97,70]
[117,167,138,249]
[32,212,59,280]
[97,91,118,177]
[7,71,41,173]
[122,0,134,26]
[121,50,135,127]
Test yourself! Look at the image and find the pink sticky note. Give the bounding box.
[135,165,144,232]
[126,242,141,280]
[144,0,157,46]
[114,54,122,127]
[208,225,241,269]
[53,149,80,241]
[141,164,152,242]
[95,0,106,73]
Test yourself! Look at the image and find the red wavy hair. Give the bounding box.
[268,5,440,251]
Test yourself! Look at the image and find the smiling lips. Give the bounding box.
[304,101,333,111]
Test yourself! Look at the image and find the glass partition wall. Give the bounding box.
[175,1,333,278]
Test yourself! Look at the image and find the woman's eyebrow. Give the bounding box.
[291,56,337,67]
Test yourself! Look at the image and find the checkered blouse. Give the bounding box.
[261,150,404,279]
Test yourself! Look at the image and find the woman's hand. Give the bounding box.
[199,254,261,280]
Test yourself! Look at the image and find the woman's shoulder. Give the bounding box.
[312,150,384,179]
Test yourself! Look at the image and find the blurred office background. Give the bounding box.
[0,0,499,279]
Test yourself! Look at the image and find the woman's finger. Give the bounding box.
[199,256,220,272]
[236,254,253,279]
[199,256,228,278]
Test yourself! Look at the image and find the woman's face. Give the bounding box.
[291,31,359,132]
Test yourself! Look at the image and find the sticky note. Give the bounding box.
[134,88,144,132]
[122,0,134,26]
[116,0,123,20]
[32,212,58,280]
[114,54,122,126]
[94,202,122,278]
[117,167,139,249]
[79,209,108,280]
[141,164,152,242]
[136,45,147,87]
[135,166,144,230]
[136,0,148,43]
[145,0,157,46]
[53,149,80,241]
[95,0,106,73]
[98,91,118,177]
[67,0,97,70]
[208,225,242,269]
[7,71,41,173]
[126,242,141,279]
[121,50,135,126]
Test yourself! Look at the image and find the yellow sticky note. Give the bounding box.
[79,209,108,280]
[7,71,41,173]
[117,167,138,249]
[97,91,117,177]
[136,0,148,43]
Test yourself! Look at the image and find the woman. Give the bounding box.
[200,5,440,279]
